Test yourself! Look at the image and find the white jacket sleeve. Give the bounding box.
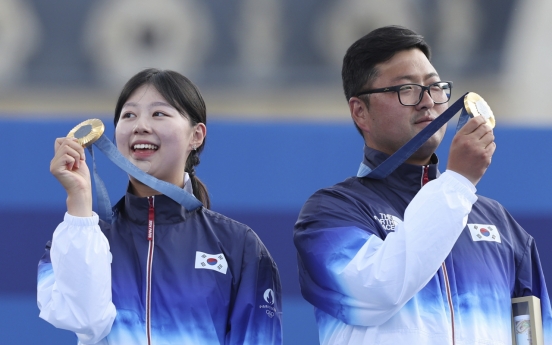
[37,212,116,344]
[335,170,477,325]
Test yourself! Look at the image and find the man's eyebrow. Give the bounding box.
[424,72,440,80]
[390,72,440,84]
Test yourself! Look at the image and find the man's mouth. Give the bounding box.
[415,116,435,124]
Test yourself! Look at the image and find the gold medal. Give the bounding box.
[67,119,105,147]
[464,92,495,128]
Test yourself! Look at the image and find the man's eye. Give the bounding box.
[400,85,415,91]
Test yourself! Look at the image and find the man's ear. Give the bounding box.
[349,97,370,133]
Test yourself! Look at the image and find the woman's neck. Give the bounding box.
[128,174,185,197]
[128,181,161,197]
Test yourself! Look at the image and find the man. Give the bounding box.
[294,25,552,344]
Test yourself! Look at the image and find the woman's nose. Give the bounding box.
[133,115,151,133]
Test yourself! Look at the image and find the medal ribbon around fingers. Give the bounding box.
[67,119,203,222]
[357,92,495,179]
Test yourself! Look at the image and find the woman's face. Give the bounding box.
[115,84,205,188]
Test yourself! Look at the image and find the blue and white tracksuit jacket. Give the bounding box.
[37,192,283,345]
[294,146,552,345]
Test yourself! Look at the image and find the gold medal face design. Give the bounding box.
[464,92,496,128]
[67,119,105,147]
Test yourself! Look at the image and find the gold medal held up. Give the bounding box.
[464,92,495,128]
[67,119,105,148]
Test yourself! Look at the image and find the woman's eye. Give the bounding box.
[121,112,135,119]
[153,111,166,117]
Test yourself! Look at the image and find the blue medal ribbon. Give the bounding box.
[358,92,471,178]
[87,135,202,222]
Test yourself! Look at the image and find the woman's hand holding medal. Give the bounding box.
[50,135,94,217]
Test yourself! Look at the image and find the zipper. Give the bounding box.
[146,196,155,345]
[441,263,455,345]
[422,165,429,186]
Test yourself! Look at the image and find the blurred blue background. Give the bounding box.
[1,120,552,344]
[0,0,551,344]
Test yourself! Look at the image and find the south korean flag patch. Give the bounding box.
[468,224,501,243]
[195,251,228,274]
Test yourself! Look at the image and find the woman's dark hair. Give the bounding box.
[114,68,210,209]
[342,26,431,135]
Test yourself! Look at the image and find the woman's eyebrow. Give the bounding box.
[122,101,174,109]
[149,101,174,108]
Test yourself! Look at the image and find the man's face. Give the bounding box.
[350,48,449,165]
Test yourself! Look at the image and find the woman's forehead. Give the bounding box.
[124,85,176,109]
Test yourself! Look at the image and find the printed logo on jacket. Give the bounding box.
[195,251,228,274]
[374,213,403,232]
[468,224,501,243]
[260,288,276,318]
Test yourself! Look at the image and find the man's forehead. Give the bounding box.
[373,49,438,83]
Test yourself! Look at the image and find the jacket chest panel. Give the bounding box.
[106,222,235,317]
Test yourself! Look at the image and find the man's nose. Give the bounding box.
[416,89,435,109]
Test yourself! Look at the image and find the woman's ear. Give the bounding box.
[192,123,207,149]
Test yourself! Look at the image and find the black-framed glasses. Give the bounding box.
[355,81,453,106]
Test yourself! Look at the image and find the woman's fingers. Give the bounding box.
[52,138,85,171]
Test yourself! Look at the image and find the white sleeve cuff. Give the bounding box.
[63,212,99,227]
[443,170,477,194]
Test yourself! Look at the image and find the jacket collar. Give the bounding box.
[114,172,196,225]
[358,146,440,192]
[115,191,190,225]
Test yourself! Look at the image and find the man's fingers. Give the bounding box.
[448,114,496,186]
[486,140,497,151]
[474,121,493,140]
[479,130,495,148]
[459,117,495,149]
[458,116,486,135]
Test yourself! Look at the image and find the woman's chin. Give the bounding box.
[134,160,151,173]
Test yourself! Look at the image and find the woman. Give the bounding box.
[37,69,283,345]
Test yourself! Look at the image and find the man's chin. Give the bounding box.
[410,140,441,164]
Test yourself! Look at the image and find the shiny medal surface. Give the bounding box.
[464,92,496,128]
[67,119,105,147]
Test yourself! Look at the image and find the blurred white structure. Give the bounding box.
[502,0,552,121]
[432,0,480,74]
[0,0,546,122]
[314,0,418,68]
[84,0,214,87]
[314,0,480,75]
[237,0,283,81]
[0,0,40,85]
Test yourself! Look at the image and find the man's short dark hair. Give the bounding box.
[342,26,431,100]
[342,26,431,135]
